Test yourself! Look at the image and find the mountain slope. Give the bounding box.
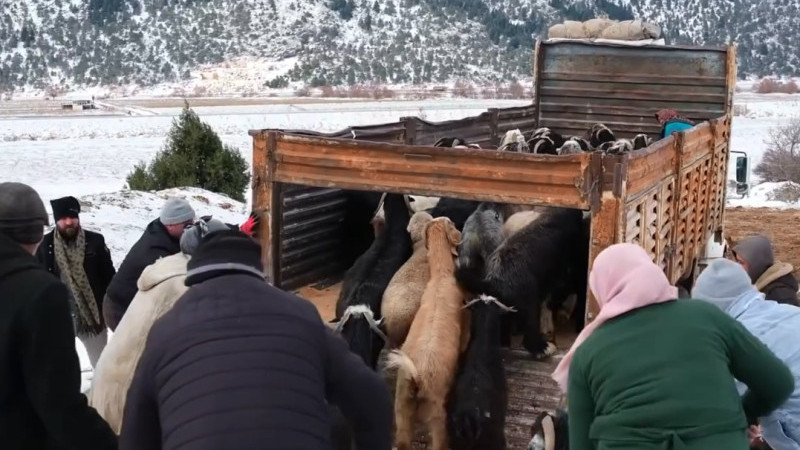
[0,0,797,93]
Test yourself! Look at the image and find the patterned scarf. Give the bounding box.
[54,228,104,335]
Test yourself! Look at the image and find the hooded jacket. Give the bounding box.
[694,258,800,450]
[89,252,190,435]
[733,236,799,306]
[0,233,117,450]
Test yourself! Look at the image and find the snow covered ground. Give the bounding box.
[0,95,797,390]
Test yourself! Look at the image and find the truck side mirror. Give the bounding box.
[735,155,748,184]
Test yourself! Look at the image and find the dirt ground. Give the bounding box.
[724,207,800,277]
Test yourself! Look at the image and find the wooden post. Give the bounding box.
[585,153,626,323]
[251,131,278,284]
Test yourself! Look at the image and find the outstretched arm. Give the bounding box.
[723,315,794,423]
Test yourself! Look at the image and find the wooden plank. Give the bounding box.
[540,86,726,104]
[540,70,727,86]
[251,131,279,283]
[270,133,592,209]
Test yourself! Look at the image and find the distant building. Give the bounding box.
[61,99,96,111]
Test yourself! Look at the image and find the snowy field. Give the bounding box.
[0,95,797,388]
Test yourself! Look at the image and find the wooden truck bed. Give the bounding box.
[249,40,736,449]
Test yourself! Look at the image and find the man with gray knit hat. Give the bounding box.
[693,258,800,450]
[103,197,197,331]
[104,197,261,331]
[732,235,799,306]
[0,182,117,450]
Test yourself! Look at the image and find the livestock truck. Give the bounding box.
[249,39,740,448]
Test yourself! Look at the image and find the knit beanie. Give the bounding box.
[732,235,774,282]
[0,182,49,244]
[50,196,81,222]
[180,218,230,256]
[185,229,264,286]
[159,197,196,226]
[692,258,756,313]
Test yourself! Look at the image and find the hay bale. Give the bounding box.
[599,19,662,40]
[583,18,617,38]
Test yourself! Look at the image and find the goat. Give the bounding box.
[604,138,633,155]
[528,127,552,140]
[456,202,509,291]
[387,217,466,450]
[341,190,385,269]
[458,207,585,359]
[334,193,412,369]
[498,129,530,153]
[528,409,569,450]
[446,295,514,450]
[566,136,591,151]
[528,136,559,155]
[588,123,615,148]
[430,198,481,231]
[434,137,468,148]
[632,133,653,150]
[381,211,434,348]
[408,195,440,212]
[557,140,585,155]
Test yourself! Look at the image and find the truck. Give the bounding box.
[249,38,739,448]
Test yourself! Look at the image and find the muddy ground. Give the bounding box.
[724,207,800,278]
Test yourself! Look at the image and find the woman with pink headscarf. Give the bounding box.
[551,243,793,450]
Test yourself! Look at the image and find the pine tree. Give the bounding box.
[126,102,250,202]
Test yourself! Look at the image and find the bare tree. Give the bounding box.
[754,117,800,183]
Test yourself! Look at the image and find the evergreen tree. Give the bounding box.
[126,102,250,202]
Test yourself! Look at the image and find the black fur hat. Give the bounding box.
[185,229,264,286]
[50,196,81,222]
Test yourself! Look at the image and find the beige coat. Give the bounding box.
[88,252,190,434]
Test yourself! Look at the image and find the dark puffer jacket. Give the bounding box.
[104,219,181,330]
[119,231,393,450]
[36,229,116,328]
[0,233,117,450]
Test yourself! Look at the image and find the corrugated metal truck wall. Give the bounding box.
[535,41,729,139]
[275,121,406,290]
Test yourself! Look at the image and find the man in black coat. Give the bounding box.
[120,230,393,450]
[37,196,116,368]
[103,197,196,331]
[733,235,799,306]
[0,182,117,450]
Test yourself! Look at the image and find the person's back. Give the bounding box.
[693,258,800,449]
[0,182,117,450]
[554,243,793,450]
[119,230,392,450]
[570,300,788,449]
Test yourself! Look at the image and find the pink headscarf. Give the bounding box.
[551,243,679,392]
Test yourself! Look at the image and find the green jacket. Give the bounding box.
[568,300,794,450]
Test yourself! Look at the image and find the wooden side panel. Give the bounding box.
[270,133,592,209]
[535,40,730,138]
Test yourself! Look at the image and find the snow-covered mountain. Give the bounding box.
[0,0,797,94]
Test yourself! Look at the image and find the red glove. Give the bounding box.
[240,211,260,237]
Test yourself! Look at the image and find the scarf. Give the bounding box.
[551,243,678,392]
[54,228,104,335]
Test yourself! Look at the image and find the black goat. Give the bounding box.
[528,136,559,155]
[457,207,585,359]
[447,295,513,450]
[341,190,384,269]
[430,198,481,231]
[334,193,412,369]
[589,124,615,148]
[632,133,654,150]
[528,409,569,450]
[456,202,509,287]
